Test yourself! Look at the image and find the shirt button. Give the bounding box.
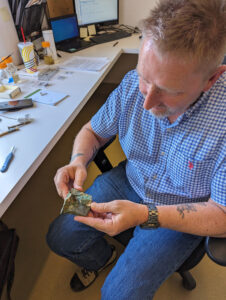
[153,174,157,180]
[161,151,165,156]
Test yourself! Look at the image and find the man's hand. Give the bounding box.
[54,163,87,199]
[74,200,149,236]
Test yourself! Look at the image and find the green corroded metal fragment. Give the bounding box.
[61,188,92,216]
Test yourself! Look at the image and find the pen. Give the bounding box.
[0,146,16,172]
[0,53,13,64]
[113,41,119,47]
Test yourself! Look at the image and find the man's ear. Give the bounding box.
[203,65,226,92]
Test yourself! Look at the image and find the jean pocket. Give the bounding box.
[167,151,213,196]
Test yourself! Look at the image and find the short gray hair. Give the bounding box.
[140,0,226,71]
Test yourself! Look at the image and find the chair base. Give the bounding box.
[179,270,196,290]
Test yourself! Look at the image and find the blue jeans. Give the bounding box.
[46,161,203,299]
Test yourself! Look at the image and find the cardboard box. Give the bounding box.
[47,0,74,18]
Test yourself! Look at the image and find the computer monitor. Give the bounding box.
[50,15,79,43]
[74,0,118,26]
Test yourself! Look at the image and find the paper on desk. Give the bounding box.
[18,68,39,77]
[61,56,109,72]
[27,89,68,106]
[0,117,19,133]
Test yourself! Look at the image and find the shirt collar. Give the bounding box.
[160,90,210,128]
[182,91,208,119]
[172,71,226,123]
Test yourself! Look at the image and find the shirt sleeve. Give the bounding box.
[91,71,131,138]
[211,145,226,206]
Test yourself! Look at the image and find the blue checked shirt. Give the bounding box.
[91,70,226,206]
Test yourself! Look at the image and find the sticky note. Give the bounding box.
[80,27,88,38]
[88,25,96,36]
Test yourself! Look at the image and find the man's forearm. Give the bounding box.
[156,199,226,237]
[70,122,110,167]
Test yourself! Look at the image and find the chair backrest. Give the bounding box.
[205,237,226,266]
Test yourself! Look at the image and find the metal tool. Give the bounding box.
[8,119,32,129]
[0,127,19,138]
[0,146,16,172]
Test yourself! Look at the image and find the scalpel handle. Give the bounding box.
[0,150,14,172]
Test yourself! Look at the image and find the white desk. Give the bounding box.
[0,34,140,217]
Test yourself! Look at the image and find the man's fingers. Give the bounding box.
[55,182,68,199]
[73,166,87,190]
[54,164,87,198]
[74,215,111,232]
[91,202,115,213]
[54,170,70,198]
[58,184,69,199]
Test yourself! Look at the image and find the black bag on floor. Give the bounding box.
[0,221,19,300]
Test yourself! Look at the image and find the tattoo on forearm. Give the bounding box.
[86,145,98,166]
[177,202,207,219]
[70,153,84,163]
[177,204,197,219]
[197,202,207,207]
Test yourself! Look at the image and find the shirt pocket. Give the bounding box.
[167,150,214,196]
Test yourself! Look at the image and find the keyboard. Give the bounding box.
[90,31,132,44]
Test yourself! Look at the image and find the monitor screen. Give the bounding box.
[50,15,79,43]
[74,0,118,26]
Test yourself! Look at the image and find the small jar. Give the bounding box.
[2,56,20,83]
[0,62,7,84]
[0,62,7,92]
[42,41,54,65]
[0,77,6,91]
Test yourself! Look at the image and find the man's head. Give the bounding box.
[137,0,226,120]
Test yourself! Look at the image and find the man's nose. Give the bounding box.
[142,84,161,110]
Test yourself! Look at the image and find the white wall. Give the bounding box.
[119,0,158,27]
[0,0,21,65]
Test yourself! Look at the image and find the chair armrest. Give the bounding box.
[222,55,226,64]
[100,136,116,151]
[205,237,226,266]
[93,136,116,173]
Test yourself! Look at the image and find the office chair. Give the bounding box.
[93,137,226,290]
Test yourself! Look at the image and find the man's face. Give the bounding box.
[137,40,207,121]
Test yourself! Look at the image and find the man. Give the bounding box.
[47,0,226,299]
